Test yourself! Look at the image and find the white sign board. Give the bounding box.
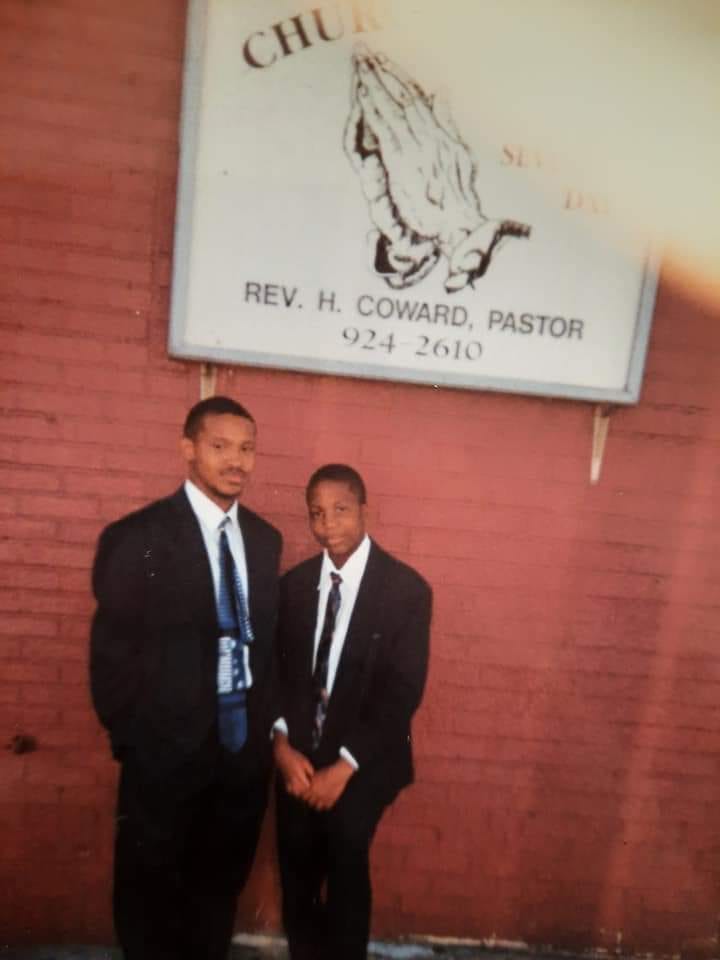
[169,0,658,403]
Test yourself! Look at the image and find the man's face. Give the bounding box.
[307,479,366,569]
[181,413,256,510]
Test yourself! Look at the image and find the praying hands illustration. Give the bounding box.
[344,45,530,293]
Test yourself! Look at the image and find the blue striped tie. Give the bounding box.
[216,517,253,752]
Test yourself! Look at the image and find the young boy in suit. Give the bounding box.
[273,463,432,960]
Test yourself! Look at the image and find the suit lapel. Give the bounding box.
[167,488,217,631]
[294,556,322,686]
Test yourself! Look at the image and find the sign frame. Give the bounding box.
[168,0,659,405]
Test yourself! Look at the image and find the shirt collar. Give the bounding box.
[318,534,371,590]
[184,479,238,532]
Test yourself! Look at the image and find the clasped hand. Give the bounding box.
[273,734,354,811]
[344,43,530,291]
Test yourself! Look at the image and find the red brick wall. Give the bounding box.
[2,1,719,953]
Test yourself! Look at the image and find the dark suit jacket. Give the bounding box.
[276,540,431,803]
[90,487,282,779]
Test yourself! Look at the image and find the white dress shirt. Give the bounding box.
[312,533,371,693]
[274,534,372,768]
[184,479,252,686]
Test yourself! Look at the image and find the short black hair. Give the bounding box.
[306,463,367,505]
[183,396,255,439]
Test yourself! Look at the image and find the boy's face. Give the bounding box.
[307,480,366,569]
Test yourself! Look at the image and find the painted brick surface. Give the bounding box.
[1,0,720,955]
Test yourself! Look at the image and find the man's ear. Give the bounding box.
[180,436,195,465]
[360,501,374,530]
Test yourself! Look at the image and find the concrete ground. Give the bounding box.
[0,936,599,960]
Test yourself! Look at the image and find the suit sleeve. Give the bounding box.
[342,575,432,769]
[89,521,147,754]
[272,574,293,731]
[253,524,283,740]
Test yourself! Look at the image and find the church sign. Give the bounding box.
[169,0,658,403]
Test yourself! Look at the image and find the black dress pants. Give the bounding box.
[276,775,388,960]
[113,737,268,960]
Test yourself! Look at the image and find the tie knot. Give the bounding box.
[219,516,231,534]
[330,572,342,586]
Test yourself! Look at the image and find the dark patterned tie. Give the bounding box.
[311,571,342,752]
[216,517,253,752]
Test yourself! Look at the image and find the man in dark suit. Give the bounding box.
[273,463,431,960]
[90,395,282,960]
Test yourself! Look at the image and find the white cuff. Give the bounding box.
[339,746,359,770]
[271,717,288,739]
